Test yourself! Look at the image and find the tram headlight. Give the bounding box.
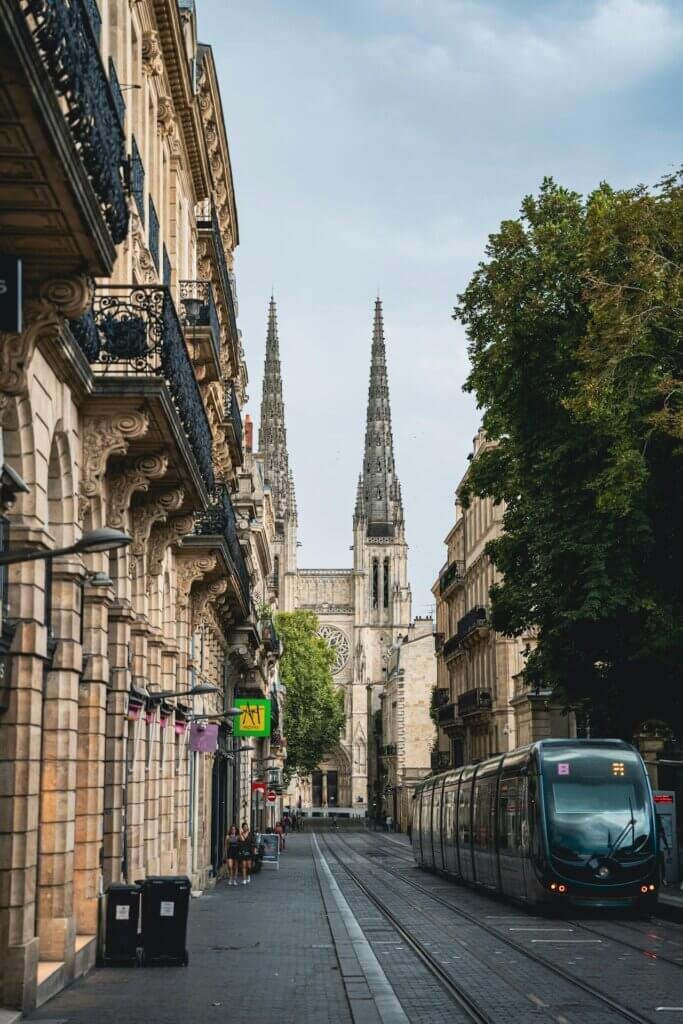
[640,885,649,894]
[648,884,656,892]
[596,865,610,879]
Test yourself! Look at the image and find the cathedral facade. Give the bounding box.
[259,298,421,813]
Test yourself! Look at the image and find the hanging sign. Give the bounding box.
[233,698,271,737]
[0,257,21,333]
[251,780,266,793]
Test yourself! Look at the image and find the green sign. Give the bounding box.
[233,698,271,737]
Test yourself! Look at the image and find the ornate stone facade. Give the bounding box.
[0,3,279,1013]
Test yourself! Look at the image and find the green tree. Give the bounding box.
[455,174,683,738]
[275,610,345,780]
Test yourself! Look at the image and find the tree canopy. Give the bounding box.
[275,610,345,779]
[455,173,683,738]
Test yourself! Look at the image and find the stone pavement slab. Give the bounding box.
[24,836,352,1024]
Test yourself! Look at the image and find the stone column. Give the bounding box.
[103,598,134,888]
[37,560,83,969]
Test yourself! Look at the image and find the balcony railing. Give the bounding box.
[179,280,220,367]
[193,485,250,609]
[148,197,160,272]
[442,634,462,660]
[83,0,101,43]
[437,703,458,727]
[224,379,244,464]
[431,751,450,772]
[197,200,239,354]
[432,687,450,709]
[108,56,125,128]
[457,605,489,641]
[130,135,145,225]
[70,285,214,490]
[439,559,464,595]
[457,688,493,717]
[260,618,281,656]
[163,246,171,289]
[21,0,128,243]
[381,744,397,757]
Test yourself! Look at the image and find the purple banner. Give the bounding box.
[189,723,218,753]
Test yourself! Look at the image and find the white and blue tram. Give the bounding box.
[412,739,659,911]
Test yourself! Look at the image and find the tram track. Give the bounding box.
[360,831,683,970]
[318,832,494,1024]
[330,831,662,1024]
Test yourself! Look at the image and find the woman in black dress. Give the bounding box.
[238,821,254,885]
[223,823,239,886]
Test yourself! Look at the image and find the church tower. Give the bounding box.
[258,297,298,610]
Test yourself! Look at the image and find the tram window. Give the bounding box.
[473,779,494,851]
[459,781,471,845]
[498,778,521,855]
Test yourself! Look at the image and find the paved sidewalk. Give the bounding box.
[25,836,352,1024]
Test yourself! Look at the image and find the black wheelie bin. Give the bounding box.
[102,883,141,966]
[137,875,191,966]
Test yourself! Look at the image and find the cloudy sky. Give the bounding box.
[198,0,682,612]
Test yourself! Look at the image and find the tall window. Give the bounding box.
[383,557,390,608]
[372,558,379,608]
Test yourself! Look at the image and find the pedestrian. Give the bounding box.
[275,820,286,851]
[223,823,239,886]
[385,814,393,833]
[239,821,254,885]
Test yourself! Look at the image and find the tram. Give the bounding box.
[412,739,659,911]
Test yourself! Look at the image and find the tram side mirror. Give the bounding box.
[519,766,529,776]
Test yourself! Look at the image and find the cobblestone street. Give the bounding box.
[18,833,683,1024]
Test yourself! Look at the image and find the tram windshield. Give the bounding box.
[540,747,653,863]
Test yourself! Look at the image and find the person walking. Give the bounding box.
[223,823,240,886]
[239,821,254,885]
[275,820,285,851]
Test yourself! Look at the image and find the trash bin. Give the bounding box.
[102,883,141,966]
[137,875,191,966]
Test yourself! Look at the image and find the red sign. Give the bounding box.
[266,790,277,803]
[655,794,674,804]
[251,780,266,793]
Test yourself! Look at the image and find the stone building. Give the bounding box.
[258,297,435,816]
[377,618,435,831]
[0,1,278,1012]
[432,429,571,770]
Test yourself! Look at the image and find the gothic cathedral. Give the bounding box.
[259,297,413,812]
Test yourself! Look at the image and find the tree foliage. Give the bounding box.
[276,610,345,780]
[455,173,683,738]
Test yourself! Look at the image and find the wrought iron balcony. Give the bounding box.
[179,280,221,371]
[442,634,463,660]
[439,559,465,595]
[432,687,450,709]
[260,618,281,656]
[437,702,458,727]
[457,605,490,643]
[381,744,397,757]
[193,485,250,610]
[224,379,244,465]
[431,750,450,772]
[108,56,125,128]
[20,0,128,243]
[131,135,145,225]
[70,285,214,490]
[197,200,239,361]
[457,688,493,717]
[148,197,160,273]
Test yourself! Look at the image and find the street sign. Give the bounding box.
[0,257,22,333]
[266,790,277,803]
[233,698,271,737]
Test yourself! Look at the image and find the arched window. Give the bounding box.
[372,557,379,608]
[383,557,390,608]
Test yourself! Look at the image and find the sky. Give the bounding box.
[197,0,682,613]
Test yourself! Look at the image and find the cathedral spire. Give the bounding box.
[259,296,292,528]
[359,298,404,538]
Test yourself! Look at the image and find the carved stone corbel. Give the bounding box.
[130,488,185,558]
[147,513,195,578]
[176,555,217,609]
[0,275,93,407]
[191,578,228,629]
[130,208,157,285]
[107,453,169,530]
[80,411,150,519]
[142,30,163,76]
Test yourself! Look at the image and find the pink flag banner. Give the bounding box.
[189,723,218,753]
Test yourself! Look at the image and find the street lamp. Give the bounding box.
[146,682,220,702]
[0,526,132,566]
